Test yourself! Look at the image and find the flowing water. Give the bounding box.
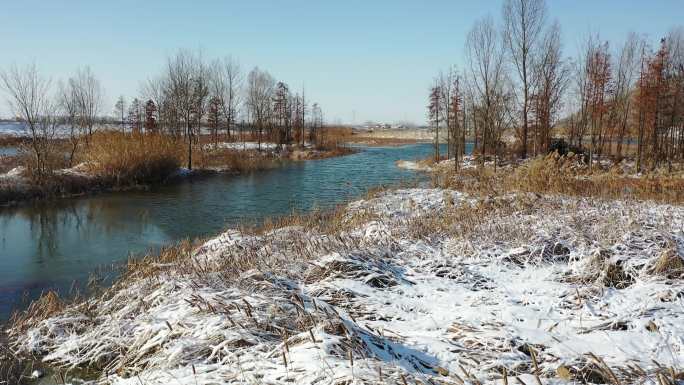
[0,143,471,320]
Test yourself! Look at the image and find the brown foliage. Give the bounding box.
[84,131,183,185]
[438,153,684,204]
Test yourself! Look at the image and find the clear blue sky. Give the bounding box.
[0,0,682,124]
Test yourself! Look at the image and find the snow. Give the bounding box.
[9,188,684,384]
[395,160,433,171]
[203,141,278,151]
[0,166,25,179]
[168,167,194,178]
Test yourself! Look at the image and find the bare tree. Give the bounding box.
[612,32,644,157]
[210,57,242,141]
[207,96,221,146]
[665,27,684,165]
[246,67,275,149]
[466,15,506,166]
[502,0,547,158]
[448,75,464,170]
[491,78,515,169]
[1,63,58,178]
[72,66,103,139]
[273,81,291,146]
[192,54,210,147]
[428,83,442,162]
[310,102,324,145]
[144,99,158,133]
[166,50,198,169]
[437,67,457,159]
[292,92,307,147]
[584,38,612,170]
[58,78,83,166]
[114,96,126,132]
[530,21,569,154]
[128,98,143,134]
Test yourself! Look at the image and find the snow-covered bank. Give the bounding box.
[395,160,433,171]
[0,162,192,206]
[9,189,684,384]
[203,141,356,161]
[203,141,278,151]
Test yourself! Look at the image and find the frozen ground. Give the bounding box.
[8,188,684,384]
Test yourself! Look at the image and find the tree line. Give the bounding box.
[123,50,327,169]
[1,49,327,176]
[429,0,684,173]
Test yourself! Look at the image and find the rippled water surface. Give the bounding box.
[0,143,471,319]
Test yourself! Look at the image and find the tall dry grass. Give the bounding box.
[194,147,282,172]
[84,132,183,185]
[438,153,684,204]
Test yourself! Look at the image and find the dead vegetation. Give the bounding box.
[435,152,684,204]
[84,131,183,184]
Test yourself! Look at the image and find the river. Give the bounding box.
[0,143,471,320]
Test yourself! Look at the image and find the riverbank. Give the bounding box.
[0,141,356,207]
[347,128,438,145]
[6,167,684,384]
[329,127,467,147]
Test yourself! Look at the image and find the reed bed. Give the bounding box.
[84,132,183,185]
[434,153,684,204]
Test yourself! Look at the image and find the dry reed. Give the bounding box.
[84,131,183,185]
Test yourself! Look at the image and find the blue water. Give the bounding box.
[0,143,471,320]
[0,147,18,157]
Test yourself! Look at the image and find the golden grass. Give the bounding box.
[9,291,65,336]
[84,131,183,185]
[650,246,684,279]
[194,147,282,172]
[437,153,684,204]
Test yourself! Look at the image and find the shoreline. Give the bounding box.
[0,144,358,208]
[5,175,684,384]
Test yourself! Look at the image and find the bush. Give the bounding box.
[17,142,69,183]
[85,131,182,185]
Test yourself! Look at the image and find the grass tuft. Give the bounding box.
[650,246,684,279]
